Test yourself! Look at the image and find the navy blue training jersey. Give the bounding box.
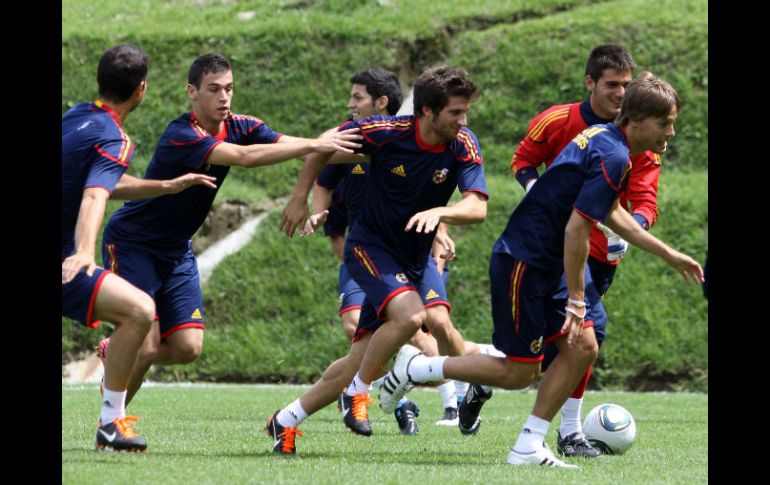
[342,115,488,273]
[62,101,135,259]
[317,159,369,227]
[104,112,281,253]
[493,123,631,272]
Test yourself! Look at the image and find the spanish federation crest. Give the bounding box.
[530,337,543,354]
[395,273,409,284]
[432,168,449,184]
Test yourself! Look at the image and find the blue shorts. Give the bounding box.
[489,253,595,363]
[323,203,347,238]
[338,263,365,315]
[61,266,111,328]
[102,241,205,339]
[345,241,449,341]
[587,256,617,297]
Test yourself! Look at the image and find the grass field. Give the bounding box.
[62,384,707,484]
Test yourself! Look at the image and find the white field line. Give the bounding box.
[197,210,273,286]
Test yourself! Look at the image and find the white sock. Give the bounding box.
[478,343,506,358]
[408,355,447,382]
[454,380,469,401]
[438,381,457,409]
[513,414,551,453]
[100,387,127,425]
[277,399,308,428]
[559,397,584,437]
[345,373,371,396]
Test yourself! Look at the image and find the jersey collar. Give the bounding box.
[93,100,122,128]
[415,116,447,153]
[190,111,228,140]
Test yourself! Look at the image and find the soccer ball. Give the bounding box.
[582,403,637,455]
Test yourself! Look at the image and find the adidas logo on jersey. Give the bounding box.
[191,308,203,319]
[351,164,366,175]
[391,164,406,177]
[425,289,440,300]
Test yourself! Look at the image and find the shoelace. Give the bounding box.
[278,427,303,453]
[352,393,374,421]
[114,416,140,438]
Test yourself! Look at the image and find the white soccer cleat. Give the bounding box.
[507,442,579,468]
[378,344,422,413]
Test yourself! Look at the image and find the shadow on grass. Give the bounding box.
[62,448,500,466]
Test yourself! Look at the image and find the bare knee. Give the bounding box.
[172,341,203,364]
[136,339,160,366]
[398,310,426,333]
[562,331,599,365]
[127,292,155,331]
[424,313,454,342]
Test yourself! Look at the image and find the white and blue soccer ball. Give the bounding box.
[582,403,637,455]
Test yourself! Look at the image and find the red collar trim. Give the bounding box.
[415,117,447,153]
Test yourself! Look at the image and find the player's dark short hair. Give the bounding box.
[350,68,403,115]
[97,44,149,103]
[585,44,636,82]
[413,66,479,117]
[616,71,680,126]
[188,53,231,88]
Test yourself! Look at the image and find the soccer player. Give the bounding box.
[62,44,218,452]
[267,66,486,454]
[297,69,463,436]
[381,72,703,468]
[292,65,485,431]
[490,44,662,457]
[97,53,361,407]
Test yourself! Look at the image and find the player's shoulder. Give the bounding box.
[163,112,209,142]
[227,112,266,128]
[526,102,577,142]
[452,127,483,163]
[357,115,414,135]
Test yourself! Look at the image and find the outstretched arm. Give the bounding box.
[111,172,217,200]
[62,187,110,284]
[604,203,704,284]
[207,127,360,168]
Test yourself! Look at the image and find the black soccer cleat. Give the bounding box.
[265,410,303,455]
[394,399,420,435]
[556,431,602,457]
[95,416,147,452]
[339,391,374,436]
[458,384,492,435]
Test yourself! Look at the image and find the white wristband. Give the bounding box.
[565,306,586,319]
[567,298,586,308]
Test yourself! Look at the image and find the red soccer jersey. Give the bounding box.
[511,101,661,265]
